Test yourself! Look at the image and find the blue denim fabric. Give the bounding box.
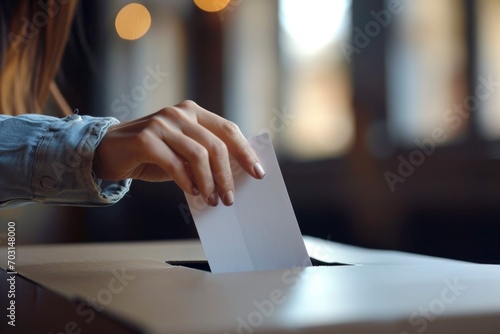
[0,114,132,208]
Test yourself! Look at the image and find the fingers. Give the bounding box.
[157,125,221,206]
[112,121,199,196]
[191,102,266,180]
[136,129,198,195]
[106,100,265,207]
[179,117,234,206]
[136,111,221,206]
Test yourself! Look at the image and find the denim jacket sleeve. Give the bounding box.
[0,113,132,208]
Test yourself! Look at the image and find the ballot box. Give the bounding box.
[1,236,500,334]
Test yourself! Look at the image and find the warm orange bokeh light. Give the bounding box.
[193,0,231,12]
[115,3,151,40]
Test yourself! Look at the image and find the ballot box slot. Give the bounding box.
[166,260,212,272]
[309,258,351,267]
[165,258,351,273]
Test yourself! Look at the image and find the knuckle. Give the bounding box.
[159,107,183,120]
[148,115,166,128]
[135,129,153,146]
[210,139,227,158]
[177,100,197,109]
[221,120,240,137]
[157,107,171,117]
[215,169,233,186]
[233,143,254,162]
[190,144,209,163]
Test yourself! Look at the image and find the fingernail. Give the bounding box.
[223,190,234,206]
[253,162,266,179]
[208,192,219,207]
[192,186,200,195]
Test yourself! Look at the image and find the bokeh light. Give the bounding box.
[280,0,351,55]
[115,3,152,40]
[193,0,231,12]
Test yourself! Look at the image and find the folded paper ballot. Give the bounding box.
[185,132,312,273]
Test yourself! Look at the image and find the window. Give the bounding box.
[477,0,500,140]
[277,0,354,160]
[223,0,354,161]
[386,0,467,147]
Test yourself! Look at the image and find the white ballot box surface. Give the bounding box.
[1,237,500,334]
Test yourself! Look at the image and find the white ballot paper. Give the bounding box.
[184,133,312,274]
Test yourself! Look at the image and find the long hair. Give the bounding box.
[0,0,77,115]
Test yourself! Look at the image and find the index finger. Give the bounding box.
[195,106,266,180]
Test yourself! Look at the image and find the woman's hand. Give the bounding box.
[93,100,265,207]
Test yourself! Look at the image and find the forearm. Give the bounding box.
[0,113,131,208]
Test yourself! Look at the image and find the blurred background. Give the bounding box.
[2,0,500,264]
